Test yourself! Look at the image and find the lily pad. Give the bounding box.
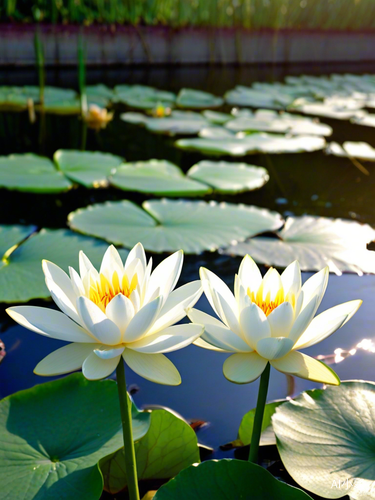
[115,85,175,110]
[110,160,210,196]
[351,113,375,128]
[273,381,375,500]
[326,141,375,162]
[176,89,223,109]
[121,111,209,135]
[187,160,269,194]
[154,459,313,500]
[291,97,364,120]
[68,199,283,254]
[223,215,375,275]
[100,408,200,494]
[176,133,326,156]
[0,227,129,303]
[0,153,72,193]
[53,150,124,188]
[202,110,232,124]
[238,401,284,446]
[0,224,35,257]
[0,373,150,500]
[225,86,295,109]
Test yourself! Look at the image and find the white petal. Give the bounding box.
[42,260,76,304]
[79,251,99,280]
[77,296,122,345]
[149,281,203,334]
[129,324,203,353]
[94,345,125,359]
[238,254,262,296]
[240,303,271,350]
[294,299,362,350]
[82,352,121,380]
[123,350,181,385]
[125,242,147,272]
[46,278,82,325]
[256,337,294,360]
[34,343,96,376]
[106,294,135,337]
[146,250,183,302]
[130,289,141,313]
[223,352,268,384]
[193,337,229,352]
[301,267,328,313]
[281,261,301,297]
[261,267,283,302]
[288,295,318,344]
[188,308,252,352]
[6,306,95,342]
[238,284,251,314]
[69,266,86,297]
[271,351,340,385]
[267,302,295,338]
[124,296,162,343]
[200,267,238,321]
[100,245,124,281]
[140,257,153,302]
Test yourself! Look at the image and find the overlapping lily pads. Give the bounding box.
[68,199,283,254]
[0,373,150,500]
[223,215,375,275]
[273,381,375,500]
[176,133,326,156]
[176,89,223,109]
[0,154,72,193]
[121,111,210,135]
[326,141,375,161]
[186,160,269,194]
[110,160,210,196]
[225,86,295,109]
[0,226,129,303]
[114,84,176,110]
[54,150,124,188]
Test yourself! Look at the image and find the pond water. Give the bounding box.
[1,62,375,457]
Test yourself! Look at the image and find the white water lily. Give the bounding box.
[188,255,362,385]
[7,243,204,384]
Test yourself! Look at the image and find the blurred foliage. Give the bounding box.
[1,0,375,30]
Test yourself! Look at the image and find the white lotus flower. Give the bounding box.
[7,244,204,385]
[188,255,362,385]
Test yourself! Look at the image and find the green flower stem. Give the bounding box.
[116,359,140,500]
[248,362,271,464]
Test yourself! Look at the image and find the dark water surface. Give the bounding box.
[1,63,375,453]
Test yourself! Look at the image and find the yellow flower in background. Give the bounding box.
[7,244,203,384]
[188,256,362,385]
[83,104,114,130]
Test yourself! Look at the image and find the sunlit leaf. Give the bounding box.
[326,141,375,161]
[176,88,223,109]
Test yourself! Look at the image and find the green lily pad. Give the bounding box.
[223,215,375,275]
[0,227,129,303]
[68,199,283,254]
[121,110,209,135]
[187,160,269,194]
[53,150,124,188]
[273,381,375,500]
[110,160,210,196]
[176,88,223,109]
[225,86,295,109]
[176,133,326,156]
[0,154,72,193]
[351,113,375,128]
[238,401,284,446]
[0,224,36,257]
[291,97,364,120]
[202,110,232,124]
[115,85,175,110]
[0,373,150,500]
[100,408,200,494]
[326,141,375,161]
[154,459,313,500]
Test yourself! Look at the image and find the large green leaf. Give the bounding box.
[175,133,326,156]
[68,199,283,254]
[223,215,375,274]
[0,227,129,303]
[0,154,72,193]
[0,224,35,257]
[153,459,313,500]
[187,160,269,194]
[0,373,150,500]
[54,150,124,188]
[100,408,200,494]
[273,381,375,500]
[110,160,210,196]
[176,88,223,109]
[238,401,284,446]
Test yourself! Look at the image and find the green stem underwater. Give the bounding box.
[116,360,140,500]
[248,362,271,464]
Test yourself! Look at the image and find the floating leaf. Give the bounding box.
[0,224,35,257]
[0,154,72,193]
[54,150,124,188]
[273,381,375,500]
[176,134,326,156]
[351,113,375,128]
[202,110,232,124]
[0,227,129,303]
[68,199,283,254]
[291,97,364,120]
[115,85,175,110]
[326,141,375,161]
[225,86,295,109]
[121,110,209,135]
[176,88,223,109]
[110,160,210,196]
[187,160,269,194]
[154,459,313,500]
[100,408,200,494]
[223,215,375,275]
[0,373,150,500]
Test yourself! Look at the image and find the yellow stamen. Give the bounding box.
[247,287,285,316]
[89,272,138,312]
